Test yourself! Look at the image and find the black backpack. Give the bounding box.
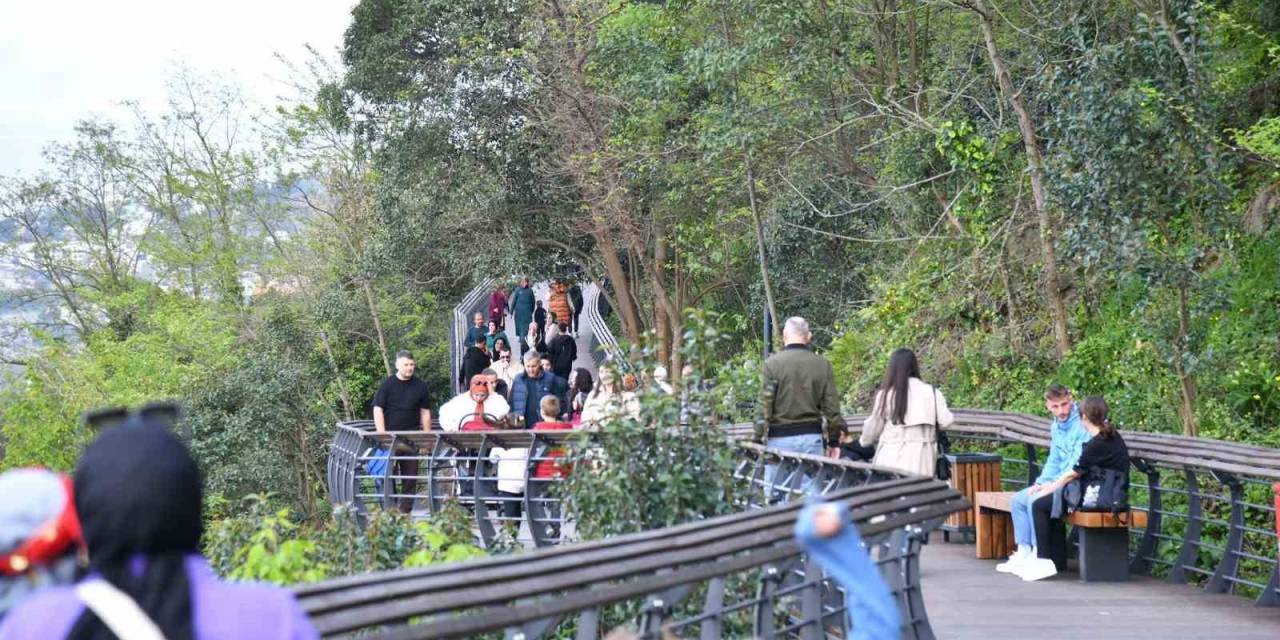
[1065,466,1129,514]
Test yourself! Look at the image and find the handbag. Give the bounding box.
[933,389,951,481]
[1065,466,1129,514]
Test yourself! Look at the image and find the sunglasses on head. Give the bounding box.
[81,402,183,431]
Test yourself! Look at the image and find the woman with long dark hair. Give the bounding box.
[568,368,594,423]
[0,409,317,639]
[858,348,954,476]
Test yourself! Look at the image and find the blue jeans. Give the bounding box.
[1011,486,1038,547]
[764,434,826,498]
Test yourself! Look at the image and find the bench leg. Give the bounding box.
[976,508,1016,559]
[1078,527,1130,582]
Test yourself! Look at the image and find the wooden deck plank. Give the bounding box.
[921,533,1280,639]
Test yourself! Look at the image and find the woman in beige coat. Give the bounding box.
[859,348,954,476]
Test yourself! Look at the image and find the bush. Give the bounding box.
[559,310,743,540]
[204,494,484,585]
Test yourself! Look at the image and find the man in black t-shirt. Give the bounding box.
[372,351,433,513]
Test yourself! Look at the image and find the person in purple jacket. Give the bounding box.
[0,405,318,640]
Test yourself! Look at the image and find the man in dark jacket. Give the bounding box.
[459,338,492,390]
[510,351,569,428]
[466,312,487,346]
[757,317,846,457]
[568,283,584,336]
[547,325,577,379]
[533,300,548,347]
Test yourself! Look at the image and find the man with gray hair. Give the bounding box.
[510,350,569,428]
[757,317,846,463]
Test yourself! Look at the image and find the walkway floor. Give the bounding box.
[500,281,598,373]
[920,533,1280,639]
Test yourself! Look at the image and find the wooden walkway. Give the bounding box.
[920,534,1280,639]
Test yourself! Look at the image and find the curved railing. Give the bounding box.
[315,409,1280,637]
[451,278,494,395]
[734,408,1280,605]
[910,409,1280,606]
[308,433,965,639]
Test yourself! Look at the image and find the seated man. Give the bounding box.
[998,384,1088,577]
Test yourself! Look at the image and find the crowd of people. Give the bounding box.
[0,298,1139,637]
[461,278,587,392]
[757,316,1132,583]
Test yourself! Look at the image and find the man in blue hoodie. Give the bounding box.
[997,383,1087,579]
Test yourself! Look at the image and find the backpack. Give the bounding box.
[1065,466,1129,514]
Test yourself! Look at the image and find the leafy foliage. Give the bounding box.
[204,494,484,585]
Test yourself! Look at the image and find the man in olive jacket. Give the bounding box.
[756,317,847,461]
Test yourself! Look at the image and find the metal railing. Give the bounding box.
[317,408,1280,638]
[896,409,1280,606]
[451,278,494,395]
[307,434,966,639]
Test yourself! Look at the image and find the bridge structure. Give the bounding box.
[308,409,1280,639]
[450,279,621,395]
[310,271,1280,638]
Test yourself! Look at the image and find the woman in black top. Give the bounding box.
[1020,395,1129,581]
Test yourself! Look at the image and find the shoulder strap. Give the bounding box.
[932,387,939,428]
[75,579,168,640]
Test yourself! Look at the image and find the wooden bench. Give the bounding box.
[975,490,1148,581]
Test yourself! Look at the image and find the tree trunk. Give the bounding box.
[361,279,392,376]
[972,1,1072,358]
[319,328,354,420]
[1173,284,1199,437]
[653,228,671,366]
[594,228,644,343]
[746,159,783,348]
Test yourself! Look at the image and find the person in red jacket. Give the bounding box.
[528,396,573,542]
[489,284,508,331]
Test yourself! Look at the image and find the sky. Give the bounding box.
[0,1,358,176]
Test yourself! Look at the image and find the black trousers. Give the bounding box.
[1031,491,1069,569]
[395,457,419,514]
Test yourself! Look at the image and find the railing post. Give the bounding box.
[753,565,782,638]
[575,608,600,640]
[1129,459,1162,576]
[380,434,399,511]
[638,596,670,636]
[1023,443,1039,487]
[1205,472,1245,594]
[1169,469,1204,585]
[473,433,497,548]
[1261,483,1280,606]
[799,554,824,640]
[700,577,726,640]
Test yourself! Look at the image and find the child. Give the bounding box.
[529,396,574,540]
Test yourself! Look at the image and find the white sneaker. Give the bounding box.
[1018,558,1059,582]
[996,548,1031,573]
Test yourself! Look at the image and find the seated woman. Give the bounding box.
[0,406,317,639]
[1016,395,1130,582]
